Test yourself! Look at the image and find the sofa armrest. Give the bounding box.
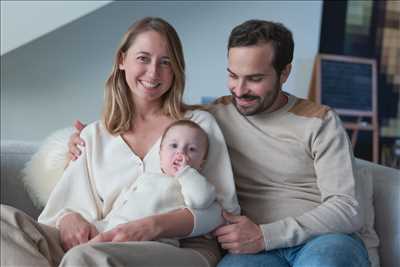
[357,158,400,267]
[371,163,400,267]
[1,140,42,219]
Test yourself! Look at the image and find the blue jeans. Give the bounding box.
[217,233,370,267]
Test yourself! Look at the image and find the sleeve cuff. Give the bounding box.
[55,210,75,229]
[260,220,287,251]
[188,202,224,237]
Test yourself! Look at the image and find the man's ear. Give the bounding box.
[118,52,126,70]
[279,63,292,84]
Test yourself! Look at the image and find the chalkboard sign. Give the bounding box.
[316,54,377,116]
[313,54,379,162]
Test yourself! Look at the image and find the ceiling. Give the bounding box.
[1,1,112,55]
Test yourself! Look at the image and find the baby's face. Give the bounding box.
[160,125,207,176]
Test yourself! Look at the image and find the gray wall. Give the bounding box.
[1,1,322,141]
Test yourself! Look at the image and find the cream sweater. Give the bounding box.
[38,110,240,236]
[209,93,363,251]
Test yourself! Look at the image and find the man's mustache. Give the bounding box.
[232,92,259,101]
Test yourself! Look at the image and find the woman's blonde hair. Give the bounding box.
[103,17,186,134]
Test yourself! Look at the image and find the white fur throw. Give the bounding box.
[22,127,75,208]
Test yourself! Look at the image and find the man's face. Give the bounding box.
[227,43,289,116]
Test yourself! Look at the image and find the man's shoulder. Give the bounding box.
[207,95,233,114]
[287,97,331,120]
[212,95,233,106]
[185,108,217,126]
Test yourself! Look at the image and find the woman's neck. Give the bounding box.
[134,99,164,120]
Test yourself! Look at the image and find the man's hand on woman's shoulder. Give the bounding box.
[68,120,86,161]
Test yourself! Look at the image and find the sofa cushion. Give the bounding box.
[1,140,41,218]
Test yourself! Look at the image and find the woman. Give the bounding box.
[1,17,239,267]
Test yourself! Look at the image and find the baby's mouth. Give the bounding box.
[172,160,181,169]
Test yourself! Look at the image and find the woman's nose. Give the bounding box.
[147,61,160,78]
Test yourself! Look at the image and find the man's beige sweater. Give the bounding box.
[209,93,363,251]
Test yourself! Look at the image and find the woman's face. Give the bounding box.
[119,30,174,104]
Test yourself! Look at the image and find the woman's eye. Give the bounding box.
[160,59,171,67]
[137,56,150,63]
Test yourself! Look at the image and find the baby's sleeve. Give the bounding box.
[176,166,216,209]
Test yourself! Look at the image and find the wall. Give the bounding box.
[1,1,322,141]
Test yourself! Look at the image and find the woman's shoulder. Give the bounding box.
[184,109,221,133]
[80,120,109,139]
[185,109,216,123]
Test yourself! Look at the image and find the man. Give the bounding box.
[70,20,370,266]
[207,20,370,266]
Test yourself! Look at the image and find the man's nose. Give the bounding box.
[233,79,247,97]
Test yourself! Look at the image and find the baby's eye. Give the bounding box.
[189,147,197,152]
[170,143,178,149]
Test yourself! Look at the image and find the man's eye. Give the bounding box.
[229,73,237,79]
[249,77,263,82]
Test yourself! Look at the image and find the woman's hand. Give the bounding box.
[58,212,99,251]
[90,208,194,243]
[90,216,161,243]
[68,120,86,161]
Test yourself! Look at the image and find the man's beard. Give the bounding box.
[232,85,280,116]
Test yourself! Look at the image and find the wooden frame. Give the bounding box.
[315,54,379,163]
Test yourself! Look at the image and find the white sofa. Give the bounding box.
[1,140,399,266]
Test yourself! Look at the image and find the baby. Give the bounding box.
[98,120,216,245]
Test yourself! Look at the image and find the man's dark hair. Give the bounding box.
[228,20,294,76]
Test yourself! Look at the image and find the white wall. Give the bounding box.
[1,1,322,141]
